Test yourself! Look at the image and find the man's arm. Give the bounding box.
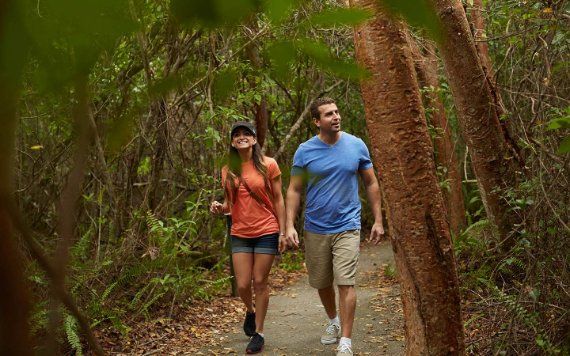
[359,167,385,244]
[285,175,304,248]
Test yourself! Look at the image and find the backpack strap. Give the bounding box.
[237,175,277,219]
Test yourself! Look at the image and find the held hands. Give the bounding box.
[209,200,227,215]
[366,221,385,245]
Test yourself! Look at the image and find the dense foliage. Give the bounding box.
[4,0,568,354]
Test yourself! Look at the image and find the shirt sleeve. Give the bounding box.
[267,158,281,179]
[358,139,373,171]
[291,146,306,176]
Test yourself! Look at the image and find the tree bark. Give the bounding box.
[428,0,521,239]
[469,0,494,82]
[408,38,466,236]
[350,1,465,354]
[0,1,32,353]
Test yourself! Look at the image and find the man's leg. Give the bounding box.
[337,285,356,338]
[318,285,337,319]
[331,229,360,352]
[304,231,340,344]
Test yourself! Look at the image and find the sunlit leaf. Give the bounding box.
[30,145,44,150]
[301,7,373,28]
[546,111,570,130]
[377,0,442,40]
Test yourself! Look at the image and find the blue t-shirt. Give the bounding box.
[291,132,373,234]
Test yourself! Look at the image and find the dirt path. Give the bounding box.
[202,241,405,355]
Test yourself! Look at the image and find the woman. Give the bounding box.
[210,121,287,354]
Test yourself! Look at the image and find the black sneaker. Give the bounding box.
[243,311,256,336]
[246,333,264,354]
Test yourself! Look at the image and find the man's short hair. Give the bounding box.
[310,97,336,120]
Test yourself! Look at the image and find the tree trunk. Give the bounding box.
[429,0,521,239]
[469,0,494,82]
[0,1,32,353]
[408,38,466,236]
[468,0,523,170]
[350,1,465,354]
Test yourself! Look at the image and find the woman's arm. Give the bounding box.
[271,175,287,252]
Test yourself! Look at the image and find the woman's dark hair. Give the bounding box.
[225,130,270,202]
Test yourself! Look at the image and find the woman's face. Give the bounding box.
[231,128,256,150]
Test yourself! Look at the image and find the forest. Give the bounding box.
[0,0,568,354]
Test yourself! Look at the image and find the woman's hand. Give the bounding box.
[278,234,288,253]
[210,201,226,215]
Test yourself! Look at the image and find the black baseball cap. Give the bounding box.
[230,121,256,137]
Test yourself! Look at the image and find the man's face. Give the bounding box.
[315,103,341,133]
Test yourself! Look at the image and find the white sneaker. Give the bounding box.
[336,343,353,356]
[320,323,340,345]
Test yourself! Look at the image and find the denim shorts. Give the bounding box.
[230,233,279,255]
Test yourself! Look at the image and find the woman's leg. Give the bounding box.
[232,252,255,312]
[251,253,275,333]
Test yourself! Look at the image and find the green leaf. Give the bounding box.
[212,68,239,102]
[149,75,186,98]
[171,0,256,29]
[0,1,30,88]
[262,0,297,24]
[106,114,136,155]
[28,0,135,72]
[301,7,373,28]
[296,39,367,79]
[546,114,570,130]
[557,136,570,154]
[266,40,297,78]
[377,0,442,40]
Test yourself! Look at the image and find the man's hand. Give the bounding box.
[366,221,385,245]
[286,227,300,249]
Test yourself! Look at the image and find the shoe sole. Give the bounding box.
[321,337,339,345]
[246,346,264,354]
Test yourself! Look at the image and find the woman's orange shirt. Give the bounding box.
[222,156,281,238]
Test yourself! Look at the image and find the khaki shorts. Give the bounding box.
[304,230,360,289]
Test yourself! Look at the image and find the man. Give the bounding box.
[285,97,384,356]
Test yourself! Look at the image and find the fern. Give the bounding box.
[100,281,119,302]
[64,313,83,356]
[491,286,556,352]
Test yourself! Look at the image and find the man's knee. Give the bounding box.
[337,285,356,298]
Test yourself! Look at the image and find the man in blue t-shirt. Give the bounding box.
[285,97,384,356]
